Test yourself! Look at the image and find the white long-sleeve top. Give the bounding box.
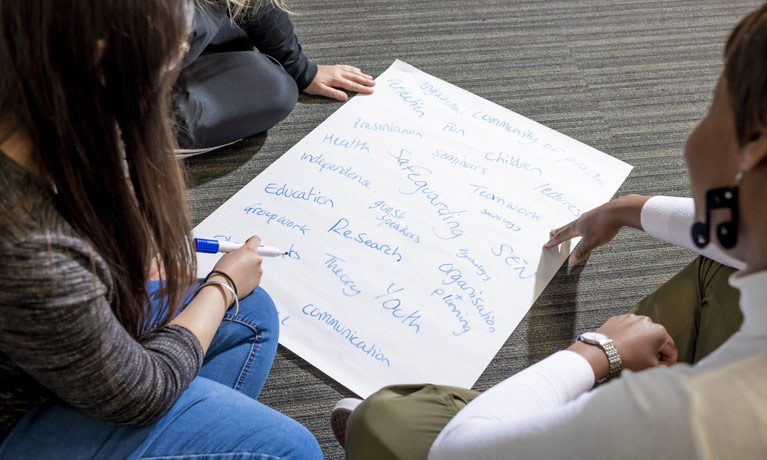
[429,196,766,460]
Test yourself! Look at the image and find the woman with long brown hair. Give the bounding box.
[0,0,321,458]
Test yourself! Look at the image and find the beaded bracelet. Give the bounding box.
[193,280,239,318]
[206,270,238,299]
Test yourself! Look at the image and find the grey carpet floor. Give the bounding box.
[184,1,762,458]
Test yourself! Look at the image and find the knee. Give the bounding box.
[258,65,298,123]
[345,390,401,454]
[174,53,299,145]
[346,384,466,459]
[230,287,280,337]
[279,418,323,460]
[217,62,297,138]
[172,380,323,460]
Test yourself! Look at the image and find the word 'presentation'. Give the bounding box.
[194,60,632,397]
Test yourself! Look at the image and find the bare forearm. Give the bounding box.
[172,236,265,354]
[610,194,651,231]
[567,341,609,382]
[169,283,229,354]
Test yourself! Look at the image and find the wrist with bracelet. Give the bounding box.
[192,270,240,317]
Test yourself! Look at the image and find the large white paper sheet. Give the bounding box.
[193,60,632,397]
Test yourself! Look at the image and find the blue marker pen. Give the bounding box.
[194,238,289,257]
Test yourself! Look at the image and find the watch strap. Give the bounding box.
[596,339,621,385]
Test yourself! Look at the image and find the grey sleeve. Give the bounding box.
[0,234,204,426]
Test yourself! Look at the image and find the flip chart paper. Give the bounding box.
[193,60,632,397]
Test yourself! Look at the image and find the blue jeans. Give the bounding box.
[0,284,322,460]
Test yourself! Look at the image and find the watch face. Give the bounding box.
[580,331,608,344]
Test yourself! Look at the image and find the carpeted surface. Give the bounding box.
[184,1,761,458]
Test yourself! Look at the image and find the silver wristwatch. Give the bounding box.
[578,331,622,385]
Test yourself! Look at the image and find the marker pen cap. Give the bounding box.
[194,238,219,254]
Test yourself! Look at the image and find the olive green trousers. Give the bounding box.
[345,256,743,460]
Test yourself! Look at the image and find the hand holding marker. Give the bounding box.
[194,238,289,257]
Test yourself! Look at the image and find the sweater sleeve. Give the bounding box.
[640,196,745,269]
[0,233,204,426]
[428,360,699,460]
[429,351,593,459]
[236,4,318,90]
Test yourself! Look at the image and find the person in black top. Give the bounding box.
[175,0,375,152]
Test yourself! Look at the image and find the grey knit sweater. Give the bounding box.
[0,153,204,440]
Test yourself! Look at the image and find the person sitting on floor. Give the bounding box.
[0,1,321,458]
[331,4,767,459]
[175,0,376,153]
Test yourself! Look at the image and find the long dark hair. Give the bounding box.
[0,0,196,337]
